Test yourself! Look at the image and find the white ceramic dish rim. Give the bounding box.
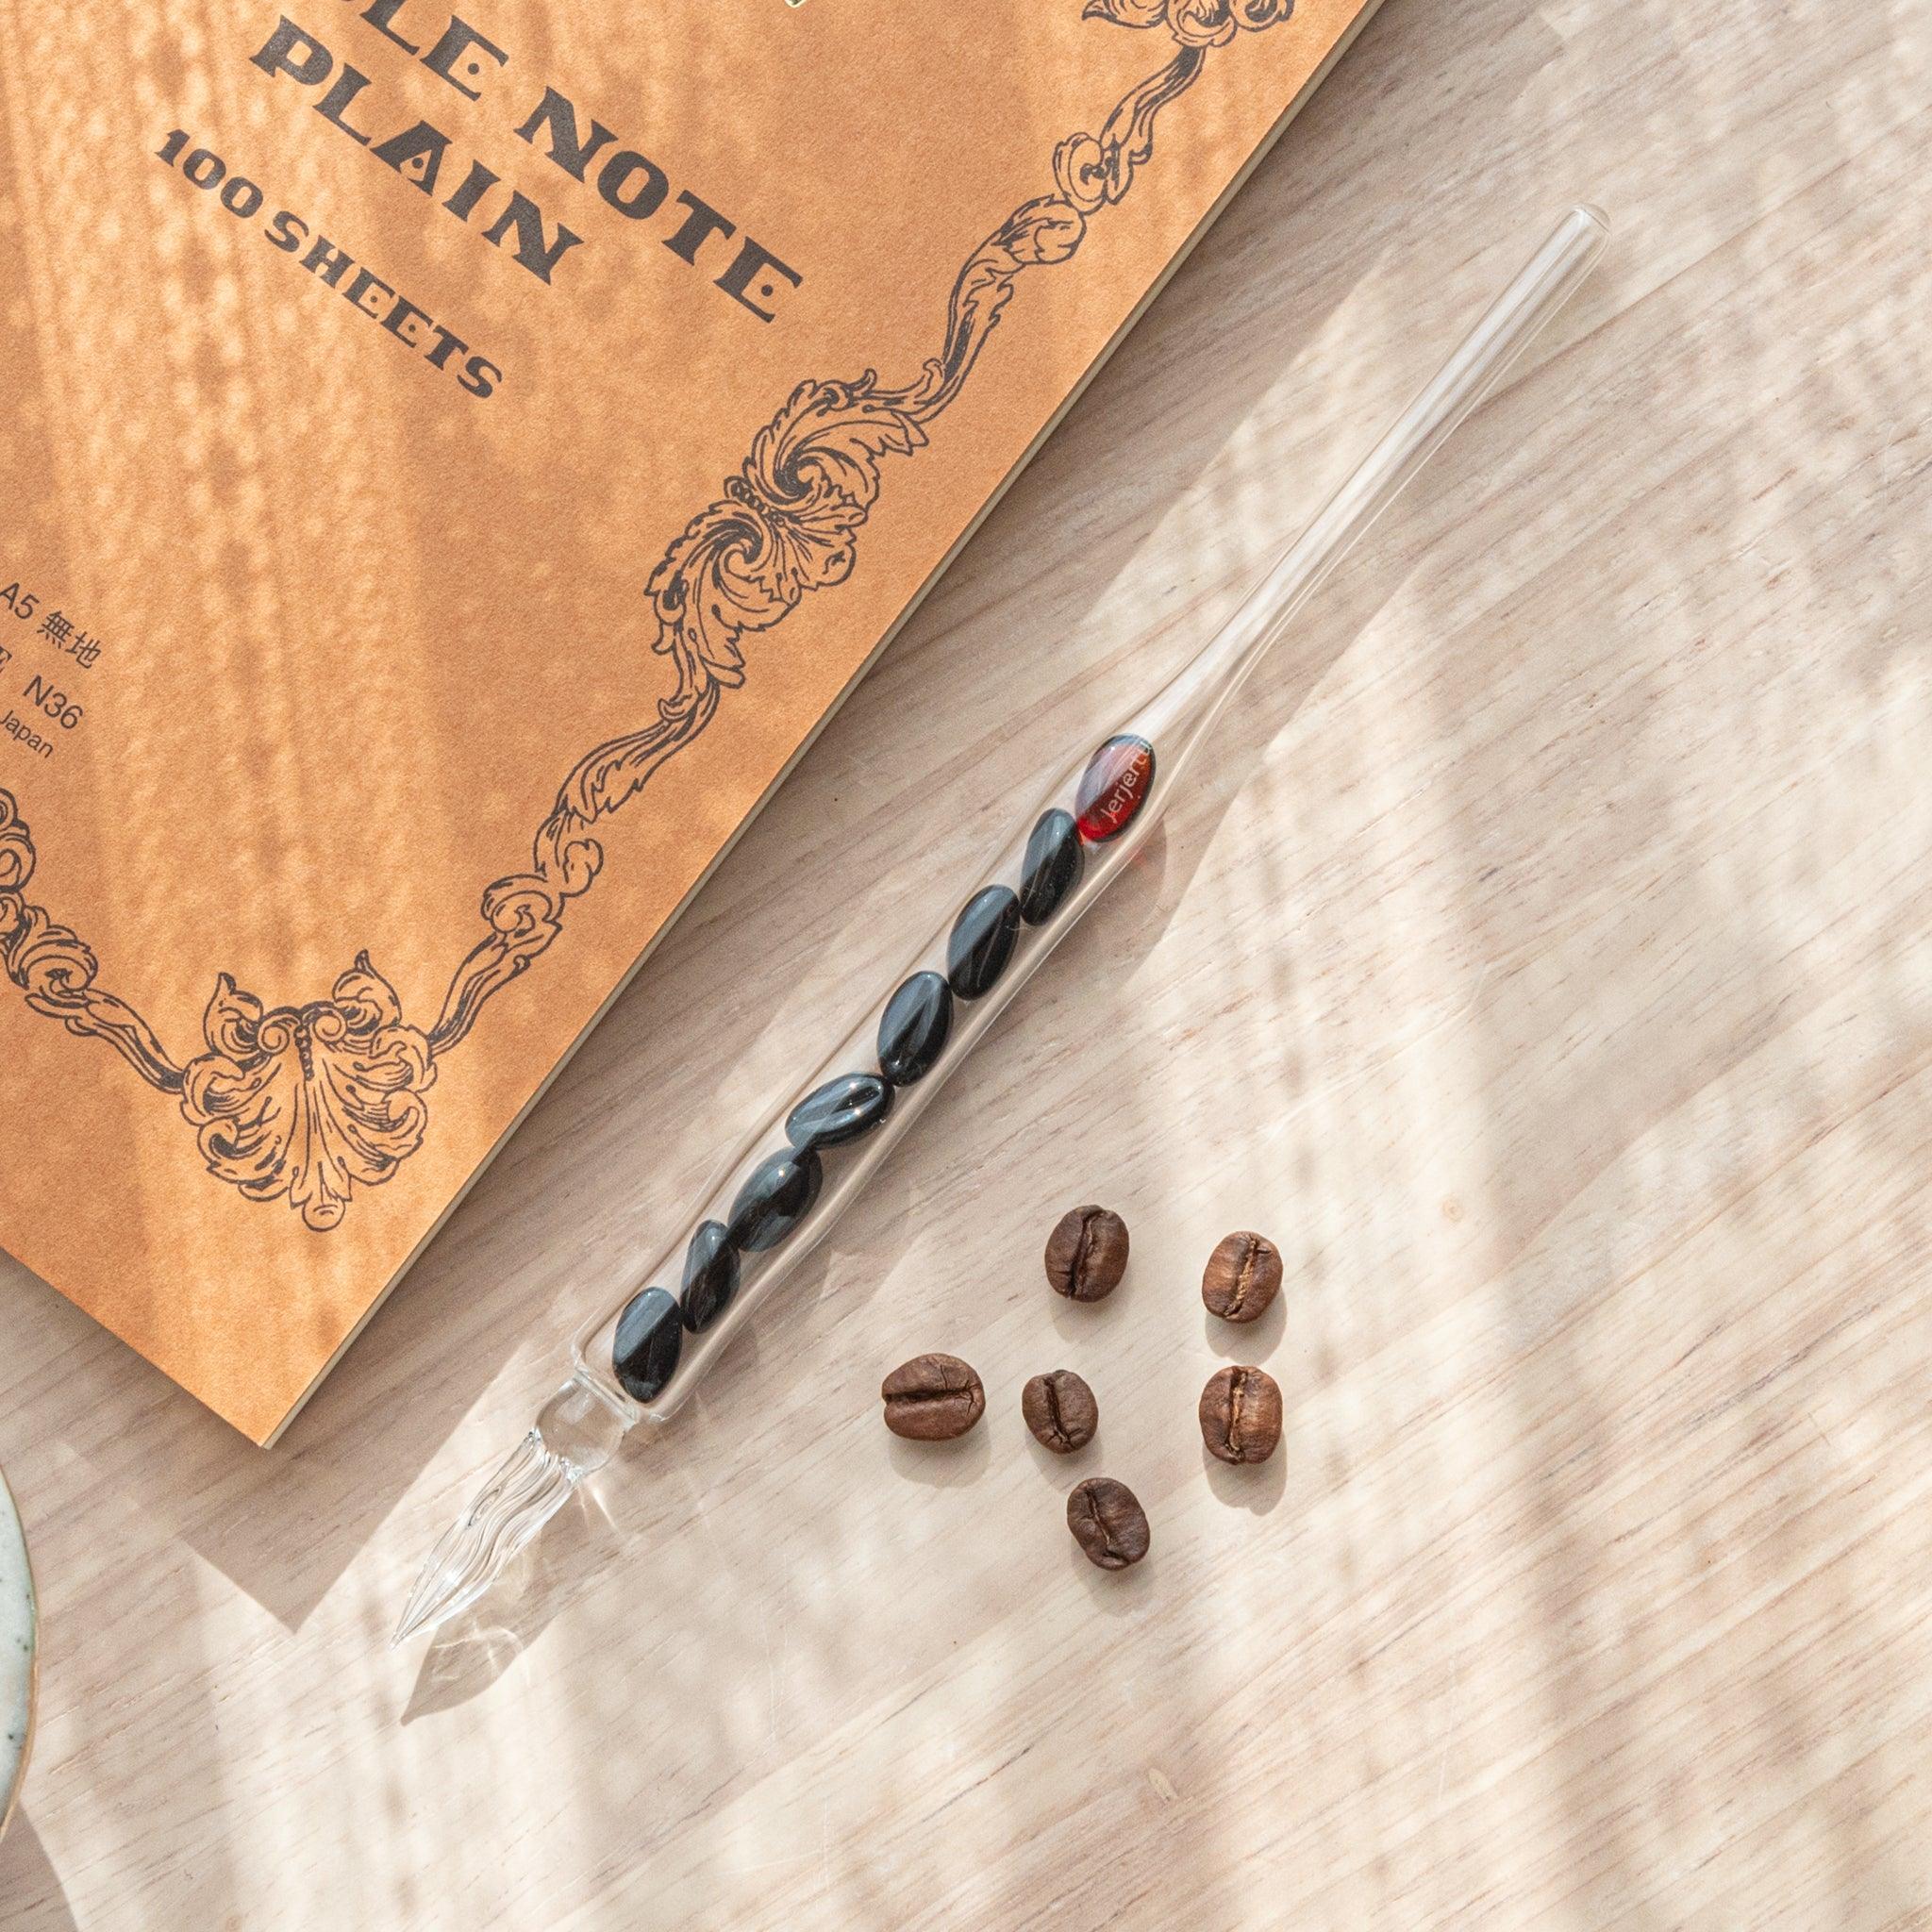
[0,1468,35,1840]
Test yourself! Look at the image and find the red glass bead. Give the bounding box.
[1075,735,1156,843]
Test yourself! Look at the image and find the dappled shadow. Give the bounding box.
[0,1813,79,1931]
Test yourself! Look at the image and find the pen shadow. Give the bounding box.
[390,484,1416,1710]
[391,508,1429,1715]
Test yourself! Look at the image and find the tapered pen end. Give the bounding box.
[391,1429,583,1646]
[391,1573,455,1649]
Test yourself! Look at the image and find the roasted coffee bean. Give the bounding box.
[1199,1365,1283,1465]
[881,1353,986,1441]
[1021,1370,1098,1454]
[947,885,1022,1000]
[1019,808,1084,925]
[1043,1205,1129,1302]
[1066,1476,1149,1569]
[612,1286,683,1403]
[679,1220,739,1334]
[1201,1231,1283,1324]
[877,970,952,1086]
[726,1146,824,1253]
[786,1072,893,1153]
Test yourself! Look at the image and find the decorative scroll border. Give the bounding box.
[0,0,1293,1230]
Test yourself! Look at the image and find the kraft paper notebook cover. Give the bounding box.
[0,0,1378,1443]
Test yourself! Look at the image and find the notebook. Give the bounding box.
[0,0,1380,1441]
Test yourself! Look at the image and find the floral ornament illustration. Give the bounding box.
[181,964,436,1232]
[0,0,1295,1228]
[1085,0,1293,48]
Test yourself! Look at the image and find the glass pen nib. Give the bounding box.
[392,1429,583,1645]
[393,1375,629,1645]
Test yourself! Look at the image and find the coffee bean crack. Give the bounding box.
[1040,1380,1074,1448]
[1199,1364,1283,1464]
[1067,1476,1149,1569]
[1072,1489,1130,1561]
[1202,1230,1283,1324]
[881,1353,986,1441]
[1224,1240,1263,1316]
[1044,1206,1129,1302]
[1022,1369,1098,1454]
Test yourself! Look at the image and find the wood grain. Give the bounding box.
[4,0,1931,1924]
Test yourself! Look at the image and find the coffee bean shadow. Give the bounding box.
[1201,1441,1287,1517]
[1021,1429,1097,1486]
[1069,1539,1159,1617]
[885,1425,992,1489]
[1200,1298,1287,1360]
[1047,1282,1135,1344]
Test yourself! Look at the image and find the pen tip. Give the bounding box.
[391,1428,582,1645]
[391,1581,441,1648]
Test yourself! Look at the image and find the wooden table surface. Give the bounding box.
[5,1,1930,1924]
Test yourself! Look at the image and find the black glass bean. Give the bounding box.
[877,971,952,1086]
[680,1219,740,1333]
[726,1146,824,1253]
[786,1072,893,1153]
[1019,808,1084,925]
[946,885,1021,1000]
[612,1286,683,1403]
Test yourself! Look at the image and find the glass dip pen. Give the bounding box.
[396,206,1609,1644]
